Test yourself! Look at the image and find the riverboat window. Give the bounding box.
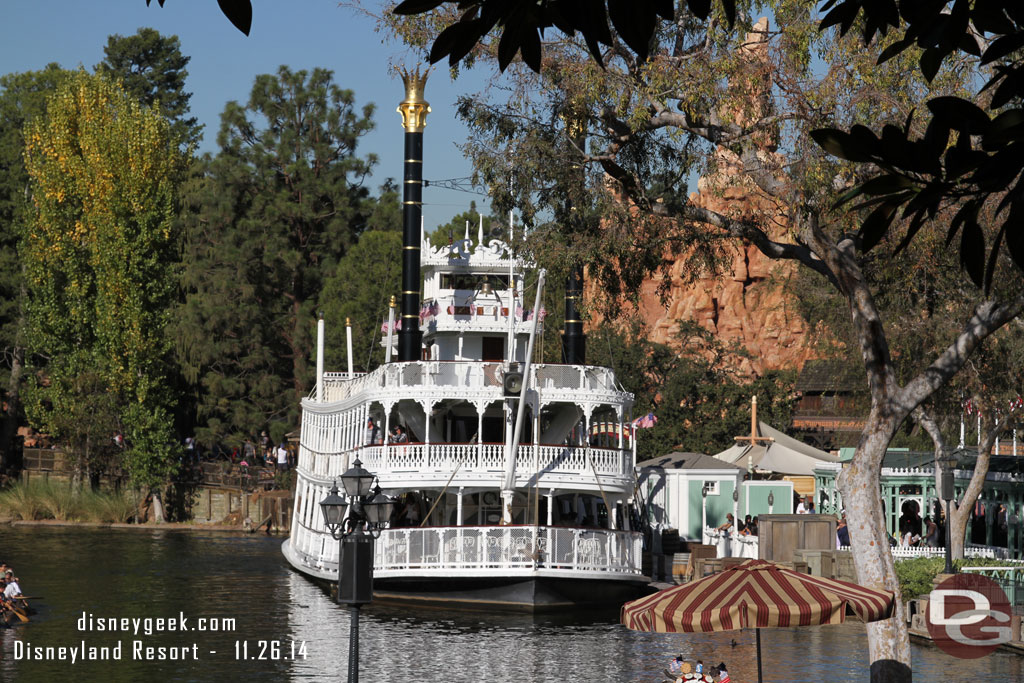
[702,481,720,495]
[898,484,922,495]
[482,337,504,362]
[440,273,509,290]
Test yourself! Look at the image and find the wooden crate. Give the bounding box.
[758,514,837,563]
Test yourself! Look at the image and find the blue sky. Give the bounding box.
[1,0,497,227]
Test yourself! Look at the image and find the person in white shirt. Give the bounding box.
[276,443,289,471]
[796,496,810,514]
[3,571,21,598]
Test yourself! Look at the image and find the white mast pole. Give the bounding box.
[385,296,396,364]
[346,317,354,378]
[507,211,515,361]
[502,269,546,519]
[316,312,325,402]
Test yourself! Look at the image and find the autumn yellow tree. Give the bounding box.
[22,71,186,512]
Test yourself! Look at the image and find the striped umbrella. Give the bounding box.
[621,559,894,682]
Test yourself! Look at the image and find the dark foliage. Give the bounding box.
[392,0,734,72]
[813,1,1024,291]
[146,0,252,36]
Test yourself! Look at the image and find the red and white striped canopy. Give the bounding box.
[621,559,894,633]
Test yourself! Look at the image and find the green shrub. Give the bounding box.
[0,480,139,522]
[895,555,1022,599]
[80,489,139,523]
[895,557,946,600]
[0,479,49,520]
[40,482,83,520]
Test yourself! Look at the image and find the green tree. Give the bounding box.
[0,64,69,468]
[428,200,504,249]
[97,27,202,148]
[176,66,377,445]
[589,319,795,461]
[321,196,402,373]
[22,71,186,498]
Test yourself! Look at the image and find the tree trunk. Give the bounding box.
[950,428,998,560]
[837,416,912,683]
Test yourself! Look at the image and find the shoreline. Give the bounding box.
[0,518,287,534]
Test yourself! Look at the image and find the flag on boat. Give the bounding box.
[632,412,658,429]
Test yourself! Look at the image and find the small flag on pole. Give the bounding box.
[632,412,658,429]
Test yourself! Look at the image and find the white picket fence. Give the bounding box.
[837,544,1009,560]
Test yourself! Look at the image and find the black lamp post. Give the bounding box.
[732,486,739,531]
[320,459,395,683]
[937,448,960,575]
[768,490,775,515]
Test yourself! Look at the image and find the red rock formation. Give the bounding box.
[626,18,817,376]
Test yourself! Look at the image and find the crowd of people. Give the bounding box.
[715,513,758,537]
[182,431,295,471]
[667,656,730,682]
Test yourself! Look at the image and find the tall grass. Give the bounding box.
[0,479,139,523]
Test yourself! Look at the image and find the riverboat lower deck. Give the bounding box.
[284,523,646,611]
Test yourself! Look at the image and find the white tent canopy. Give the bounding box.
[713,421,839,476]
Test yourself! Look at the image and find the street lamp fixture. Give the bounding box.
[701,485,709,544]
[768,490,775,515]
[320,459,395,683]
[936,448,960,575]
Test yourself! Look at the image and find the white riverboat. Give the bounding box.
[282,69,646,611]
[282,223,646,610]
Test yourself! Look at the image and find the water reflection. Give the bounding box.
[1,527,1021,682]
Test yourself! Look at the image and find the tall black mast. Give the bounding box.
[396,69,430,362]
[563,265,586,364]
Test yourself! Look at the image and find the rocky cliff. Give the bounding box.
[630,18,817,377]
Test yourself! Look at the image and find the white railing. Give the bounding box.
[838,544,1010,560]
[316,361,624,402]
[300,443,631,485]
[374,525,644,576]
[702,527,759,559]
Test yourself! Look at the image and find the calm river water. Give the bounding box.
[0,526,1021,682]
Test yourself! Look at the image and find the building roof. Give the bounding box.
[637,451,745,471]
[713,421,839,476]
[796,359,863,394]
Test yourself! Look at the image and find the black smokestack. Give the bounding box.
[397,69,430,362]
[562,264,585,364]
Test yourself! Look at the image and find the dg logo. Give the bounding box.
[926,573,1012,659]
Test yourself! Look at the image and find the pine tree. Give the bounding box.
[97,27,201,147]
[176,66,376,444]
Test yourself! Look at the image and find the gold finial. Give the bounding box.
[389,295,396,308]
[397,67,431,133]
[346,317,351,326]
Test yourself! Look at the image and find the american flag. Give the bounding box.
[633,412,658,429]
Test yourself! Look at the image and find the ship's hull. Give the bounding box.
[283,538,648,612]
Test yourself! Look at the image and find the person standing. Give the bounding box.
[276,442,289,471]
[836,516,850,547]
[365,418,378,446]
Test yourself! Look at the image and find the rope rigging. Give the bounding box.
[423,176,488,195]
